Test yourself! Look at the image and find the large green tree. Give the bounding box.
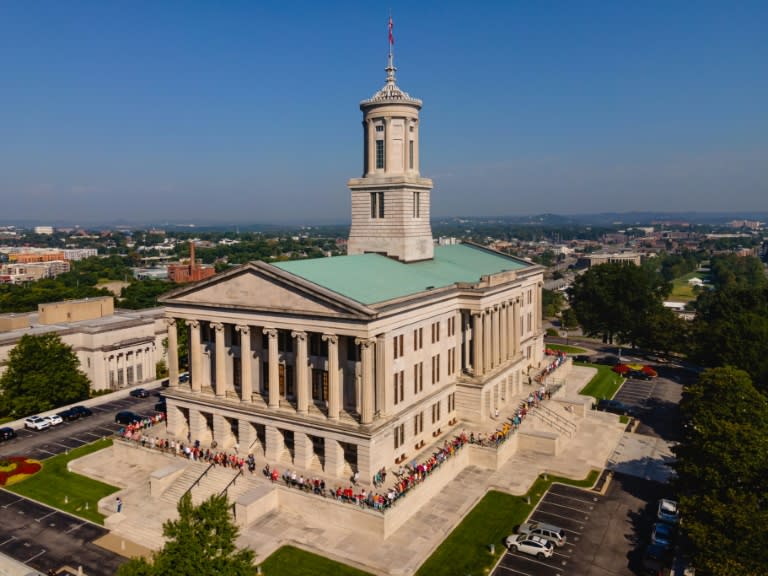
[567,262,671,347]
[0,333,90,416]
[673,367,768,575]
[118,493,255,576]
[689,285,768,390]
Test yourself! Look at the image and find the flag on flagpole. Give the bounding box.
[388,16,394,45]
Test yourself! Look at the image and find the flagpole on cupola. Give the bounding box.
[387,13,395,84]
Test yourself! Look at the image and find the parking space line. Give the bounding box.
[539,499,594,514]
[25,549,46,563]
[67,438,88,445]
[33,448,57,457]
[505,554,559,571]
[494,564,533,575]
[532,509,588,528]
[35,511,56,523]
[1,498,24,509]
[0,536,17,546]
[545,493,598,508]
[65,522,87,534]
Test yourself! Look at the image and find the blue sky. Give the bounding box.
[1,1,766,225]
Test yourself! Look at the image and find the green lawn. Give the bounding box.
[546,343,588,354]
[7,438,118,524]
[669,271,709,302]
[578,363,624,401]
[415,471,599,576]
[259,545,373,576]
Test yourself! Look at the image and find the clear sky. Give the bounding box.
[1,1,766,225]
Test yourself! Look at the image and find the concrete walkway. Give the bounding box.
[70,365,627,575]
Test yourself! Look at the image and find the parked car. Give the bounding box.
[129,388,150,398]
[651,522,676,549]
[44,414,64,426]
[504,534,555,559]
[24,416,51,431]
[596,399,636,416]
[115,411,143,425]
[517,521,567,547]
[642,542,672,574]
[0,427,17,441]
[657,498,680,525]
[629,370,652,381]
[70,405,93,418]
[179,373,190,383]
[154,401,167,414]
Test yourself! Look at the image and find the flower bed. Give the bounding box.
[0,456,42,486]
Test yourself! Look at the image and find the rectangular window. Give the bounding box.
[447,393,455,413]
[431,401,441,424]
[413,361,423,394]
[431,354,440,385]
[413,412,424,435]
[312,369,328,401]
[394,370,405,405]
[375,140,385,169]
[370,191,385,219]
[409,140,414,170]
[394,423,405,449]
[393,334,404,359]
[413,327,423,351]
[413,191,420,218]
[447,347,456,376]
[431,321,440,343]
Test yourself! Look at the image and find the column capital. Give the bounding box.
[211,322,224,332]
[165,317,177,327]
[235,324,251,335]
[492,304,500,311]
[291,330,307,342]
[354,337,376,349]
[500,301,509,309]
[263,327,278,338]
[321,333,338,345]
[471,311,483,319]
[188,319,200,329]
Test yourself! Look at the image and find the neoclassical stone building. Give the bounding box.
[160,51,544,482]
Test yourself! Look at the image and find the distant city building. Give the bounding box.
[62,248,99,261]
[727,219,763,230]
[10,250,66,263]
[167,241,216,283]
[33,226,54,235]
[578,252,643,268]
[0,260,70,283]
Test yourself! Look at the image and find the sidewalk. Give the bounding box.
[72,365,626,574]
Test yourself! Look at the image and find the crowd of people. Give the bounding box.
[534,349,569,383]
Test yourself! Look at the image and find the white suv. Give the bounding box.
[24,416,51,431]
[505,534,555,559]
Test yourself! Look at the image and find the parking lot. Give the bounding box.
[0,390,161,461]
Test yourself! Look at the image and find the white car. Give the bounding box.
[24,416,51,431]
[44,414,63,426]
[505,534,555,559]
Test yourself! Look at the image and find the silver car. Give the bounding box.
[517,520,567,547]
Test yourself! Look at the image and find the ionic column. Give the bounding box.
[413,120,420,173]
[189,320,202,392]
[500,303,509,361]
[491,306,500,368]
[236,325,252,403]
[322,334,340,420]
[483,310,492,373]
[355,337,375,424]
[292,331,308,414]
[472,312,483,376]
[384,117,391,173]
[212,322,226,398]
[165,318,179,388]
[366,118,375,175]
[264,328,279,409]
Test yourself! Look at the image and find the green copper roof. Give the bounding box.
[274,244,530,305]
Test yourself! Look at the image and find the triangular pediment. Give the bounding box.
[161,263,373,318]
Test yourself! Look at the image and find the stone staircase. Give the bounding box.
[161,461,261,506]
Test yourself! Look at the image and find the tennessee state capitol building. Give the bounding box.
[159,45,545,483]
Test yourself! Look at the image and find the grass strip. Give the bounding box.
[545,343,588,354]
[259,545,374,576]
[7,438,118,524]
[415,470,599,576]
[578,363,624,401]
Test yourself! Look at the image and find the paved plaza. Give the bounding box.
[73,365,629,575]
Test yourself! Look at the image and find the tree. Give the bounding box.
[117,493,255,576]
[672,367,768,575]
[541,289,564,318]
[567,262,670,347]
[0,333,90,417]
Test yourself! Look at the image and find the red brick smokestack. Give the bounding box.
[189,240,196,274]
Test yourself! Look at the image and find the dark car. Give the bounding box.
[70,405,93,418]
[129,388,150,398]
[115,411,143,425]
[179,373,189,383]
[58,408,79,421]
[596,399,636,416]
[629,370,652,381]
[0,427,17,441]
[642,542,672,574]
[154,401,167,414]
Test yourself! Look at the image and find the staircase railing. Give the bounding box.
[181,462,215,500]
[538,403,577,431]
[530,408,573,438]
[220,469,244,498]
